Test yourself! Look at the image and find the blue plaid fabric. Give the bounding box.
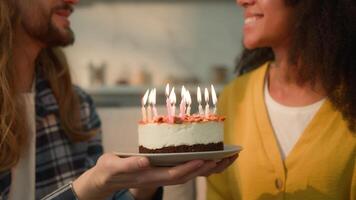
[0,73,162,200]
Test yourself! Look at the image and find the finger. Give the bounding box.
[228,154,239,162]
[201,154,239,176]
[165,160,205,180]
[177,161,217,183]
[109,156,151,174]
[199,159,228,177]
[213,154,238,173]
[212,158,231,174]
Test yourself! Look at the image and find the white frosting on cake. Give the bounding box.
[138,121,223,149]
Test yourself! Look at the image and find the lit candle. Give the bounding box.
[204,88,210,118]
[141,89,149,122]
[166,84,170,97]
[179,86,186,118]
[186,90,192,116]
[197,86,204,115]
[169,87,176,123]
[165,84,171,117]
[147,89,152,122]
[181,86,186,99]
[211,85,218,114]
[150,88,158,119]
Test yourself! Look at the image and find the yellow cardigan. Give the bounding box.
[207,63,356,200]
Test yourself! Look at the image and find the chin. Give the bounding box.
[243,40,259,50]
[60,29,75,45]
[242,37,266,50]
[47,27,75,47]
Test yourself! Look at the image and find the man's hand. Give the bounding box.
[72,153,238,200]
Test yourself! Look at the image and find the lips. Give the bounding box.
[55,9,72,18]
[244,12,263,25]
[53,3,74,17]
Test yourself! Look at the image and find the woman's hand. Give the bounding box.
[72,153,238,200]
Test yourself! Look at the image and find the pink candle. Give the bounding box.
[147,89,155,122]
[179,98,186,118]
[166,99,171,118]
[141,89,149,122]
[204,88,210,118]
[179,86,186,118]
[197,87,204,115]
[186,90,192,116]
[147,104,152,122]
[151,88,158,119]
[169,87,176,123]
[165,84,171,117]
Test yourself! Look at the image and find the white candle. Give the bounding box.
[165,84,171,118]
[169,87,176,123]
[186,90,192,116]
[171,89,177,117]
[179,86,186,118]
[150,88,158,119]
[141,89,149,122]
[197,86,204,115]
[147,90,153,122]
[204,88,210,118]
[211,84,218,114]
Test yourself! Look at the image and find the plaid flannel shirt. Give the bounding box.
[0,73,162,200]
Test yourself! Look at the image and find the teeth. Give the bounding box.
[245,17,258,25]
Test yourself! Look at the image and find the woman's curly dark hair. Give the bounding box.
[236,0,356,132]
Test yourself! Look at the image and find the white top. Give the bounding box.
[9,92,36,200]
[264,81,324,160]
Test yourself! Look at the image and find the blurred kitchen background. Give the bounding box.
[64,0,244,107]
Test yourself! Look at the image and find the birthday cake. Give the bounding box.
[138,85,225,153]
[139,115,225,153]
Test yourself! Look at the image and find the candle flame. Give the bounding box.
[169,87,176,104]
[211,85,217,105]
[181,85,186,99]
[186,90,192,105]
[149,88,157,105]
[197,86,202,103]
[165,84,170,97]
[204,88,209,103]
[142,89,149,106]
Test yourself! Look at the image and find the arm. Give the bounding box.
[40,88,103,200]
[77,89,163,200]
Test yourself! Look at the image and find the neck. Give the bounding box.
[271,41,296,84]
[268,43,325,106]
[13,24,44,93]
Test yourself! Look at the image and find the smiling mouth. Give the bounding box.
[244,14,263,25]
[53,3,73,18]
[55,9,72,18]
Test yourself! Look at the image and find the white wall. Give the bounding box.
[64,1,244,88]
